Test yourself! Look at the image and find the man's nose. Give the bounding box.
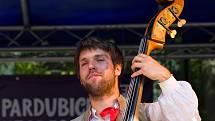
[88,61,96,70]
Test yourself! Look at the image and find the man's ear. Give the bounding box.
[80,79,83,85]
[115,64,122,76]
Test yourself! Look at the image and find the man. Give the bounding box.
[71,37,201,121]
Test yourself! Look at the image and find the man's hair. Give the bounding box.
[74,37,124,78]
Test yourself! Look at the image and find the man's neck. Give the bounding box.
[90,91,120,115]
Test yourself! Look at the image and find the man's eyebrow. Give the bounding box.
[94,54,109,58]
[80,54,109,62]
[80,58,87,62]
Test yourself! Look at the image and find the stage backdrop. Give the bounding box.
[0,75,152,121]
[0,75,89,121]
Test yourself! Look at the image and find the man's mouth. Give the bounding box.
[87,73,101,80]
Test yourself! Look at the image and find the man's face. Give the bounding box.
[79,48,118,97]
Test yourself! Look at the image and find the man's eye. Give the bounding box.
[81,63,87,66]
[97,59,104,62]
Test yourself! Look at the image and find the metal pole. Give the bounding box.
[20,0,30,28]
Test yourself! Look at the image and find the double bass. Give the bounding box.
[121,0,186,120]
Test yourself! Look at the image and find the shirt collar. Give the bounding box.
[90,99,120,120]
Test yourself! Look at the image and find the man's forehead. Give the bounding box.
[79,48,110,60]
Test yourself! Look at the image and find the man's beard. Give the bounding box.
[83,77,115,98]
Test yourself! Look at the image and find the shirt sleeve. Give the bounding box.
[140,75,201,121]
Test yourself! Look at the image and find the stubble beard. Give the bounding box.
[83,76,115,98]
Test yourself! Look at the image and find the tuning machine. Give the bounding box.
[167,29,177,38]
[168,6,186,27]
[158,17,177,38]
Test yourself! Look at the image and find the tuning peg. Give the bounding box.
[177,19,186,27]
[158,18,177,38]
[168,7,186,27]
[167,30,177,38]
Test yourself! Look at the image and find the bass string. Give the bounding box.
[122,37,148,120]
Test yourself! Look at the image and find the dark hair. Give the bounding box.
[74,37,124,78]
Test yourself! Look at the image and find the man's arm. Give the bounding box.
[131,54,201,121]
[139,76,201,121]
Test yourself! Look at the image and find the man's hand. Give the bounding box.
[131,54,171,82]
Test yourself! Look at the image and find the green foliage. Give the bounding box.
[0,63,15,75]
[14,62,47,75]
[0,62,75,75]
[189,59,215,121]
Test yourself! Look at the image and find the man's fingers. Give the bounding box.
[131,70,143,78]
[131,62,144,71]
[132,54,147,64]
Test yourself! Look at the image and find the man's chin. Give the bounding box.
[86,87,105,97]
